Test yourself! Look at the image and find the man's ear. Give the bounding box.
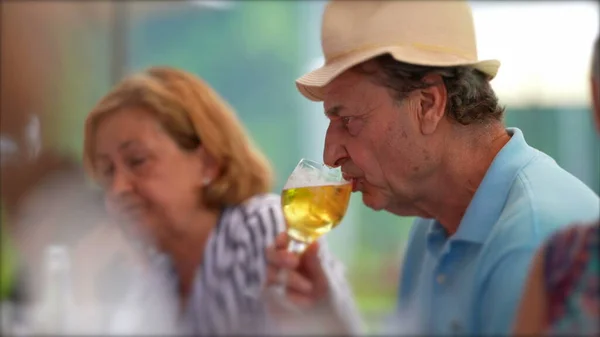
[416,73,447,135]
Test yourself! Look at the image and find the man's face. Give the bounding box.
[321,66,446,215]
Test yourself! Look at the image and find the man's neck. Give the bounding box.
[417,125,511,236]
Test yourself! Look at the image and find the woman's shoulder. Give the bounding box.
[223,192,285,239]
[239,192,281,214]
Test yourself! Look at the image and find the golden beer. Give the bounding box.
[281,183,352,244]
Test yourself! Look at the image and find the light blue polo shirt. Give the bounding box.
[396,128,599,335]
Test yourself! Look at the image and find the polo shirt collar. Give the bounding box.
[448,128,538,244]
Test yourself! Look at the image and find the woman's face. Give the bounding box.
[93,107,216,245]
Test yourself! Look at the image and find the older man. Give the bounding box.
[265,1,600,335]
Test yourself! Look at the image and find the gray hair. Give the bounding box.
[357,54,505,125]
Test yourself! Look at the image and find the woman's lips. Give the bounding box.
[120,204,145,218]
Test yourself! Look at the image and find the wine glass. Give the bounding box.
[281,158,352,253]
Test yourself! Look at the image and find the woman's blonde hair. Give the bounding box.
[83,67,274,208]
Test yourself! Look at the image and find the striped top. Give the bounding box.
[121,193,362,335]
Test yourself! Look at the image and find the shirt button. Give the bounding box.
[436,274,446,284]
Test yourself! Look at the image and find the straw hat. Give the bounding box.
[296,0,501,102]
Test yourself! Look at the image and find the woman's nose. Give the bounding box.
[110,169,134,197]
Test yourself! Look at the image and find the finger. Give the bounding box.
[286,290,317,309]
[304,240,320,256]
[265,248,300,269]
[264,289,309,316]
[264,287,315,314]
[302,241,323,273]
[266,268,313,294]
[285,271,314,294]
[265,266,282,287]
[274,232,289,249]
[300,241,330,294]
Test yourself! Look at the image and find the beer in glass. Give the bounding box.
[281,159,351,253]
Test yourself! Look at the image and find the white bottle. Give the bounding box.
[34,245,75,335]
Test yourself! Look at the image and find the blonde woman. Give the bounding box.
[82,67,351,335]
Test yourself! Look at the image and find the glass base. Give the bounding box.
[287,239,308,254]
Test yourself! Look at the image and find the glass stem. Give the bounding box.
[287,239,307,254]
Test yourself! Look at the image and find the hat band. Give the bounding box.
[325,42,476,65]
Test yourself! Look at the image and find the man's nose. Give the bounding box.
[323,123,348,168]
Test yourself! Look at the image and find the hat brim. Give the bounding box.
[296,45,500,102]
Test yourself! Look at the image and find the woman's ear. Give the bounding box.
[195,147,219,186]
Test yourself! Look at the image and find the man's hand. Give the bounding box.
[264,232,330,310]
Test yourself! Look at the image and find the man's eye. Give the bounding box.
[342,117,352,126]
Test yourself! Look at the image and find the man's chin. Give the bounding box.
[360,191,387,211]
[361,191,419,216]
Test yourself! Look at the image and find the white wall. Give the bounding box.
[472,1,599,107]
